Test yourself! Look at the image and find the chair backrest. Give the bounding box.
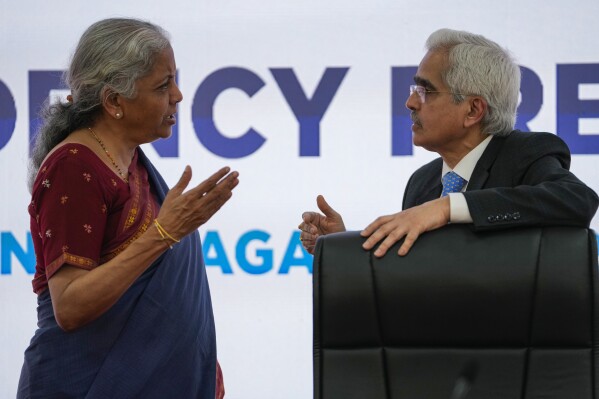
[313,226,599,399]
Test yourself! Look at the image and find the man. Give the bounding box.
[298,28,599,257]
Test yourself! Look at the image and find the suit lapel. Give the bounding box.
[467,135,505,191]
[412,162,443,206]
[419,182,442,204]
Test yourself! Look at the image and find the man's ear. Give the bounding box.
[101,87,124,120]
[464,96,487,128]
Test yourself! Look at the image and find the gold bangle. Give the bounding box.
[153,219,180,249]
[155,225,172,249]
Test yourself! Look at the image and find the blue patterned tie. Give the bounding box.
[441,171,467,197]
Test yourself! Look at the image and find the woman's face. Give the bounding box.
[118,46,183,144]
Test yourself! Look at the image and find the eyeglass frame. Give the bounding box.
[409,84,472,103]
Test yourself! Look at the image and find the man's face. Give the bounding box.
[406,50,471,155]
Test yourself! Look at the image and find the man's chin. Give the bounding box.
[412,130,424,148]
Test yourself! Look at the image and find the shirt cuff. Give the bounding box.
[448,193,473,223]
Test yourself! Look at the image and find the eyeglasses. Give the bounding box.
[409,84,470,103]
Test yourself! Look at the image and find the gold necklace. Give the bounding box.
[87,127,129,183]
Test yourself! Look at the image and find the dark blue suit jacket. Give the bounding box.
[402,130,598,230]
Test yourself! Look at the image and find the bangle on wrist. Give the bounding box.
[153,219,180,249]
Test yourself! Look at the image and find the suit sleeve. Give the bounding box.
[464,133,599,230]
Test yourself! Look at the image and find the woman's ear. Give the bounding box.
[464,96,487,128]
[101,88,124,120]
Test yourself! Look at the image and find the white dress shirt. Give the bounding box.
[442,135,493,223]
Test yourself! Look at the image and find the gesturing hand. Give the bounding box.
[360,196,450,257]
[298,195,346,254]
[156,166,239,240]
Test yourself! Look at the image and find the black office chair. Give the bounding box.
[313,226,599,399]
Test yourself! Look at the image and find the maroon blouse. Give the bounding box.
[29,144,159,294]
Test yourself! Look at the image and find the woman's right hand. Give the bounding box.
[48,166,238,332]
[156,166,239,241]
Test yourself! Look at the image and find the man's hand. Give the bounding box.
[361,196,450,257]
[298,195,346,254]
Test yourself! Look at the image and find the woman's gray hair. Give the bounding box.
[425,28,520,137]
[28,18,170,190]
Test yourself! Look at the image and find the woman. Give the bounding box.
[18,18,236,398]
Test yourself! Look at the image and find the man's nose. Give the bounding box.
[406,91,419,111]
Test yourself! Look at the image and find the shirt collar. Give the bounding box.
[441,135,493,186]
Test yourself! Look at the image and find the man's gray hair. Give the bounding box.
[426,28,520,136]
